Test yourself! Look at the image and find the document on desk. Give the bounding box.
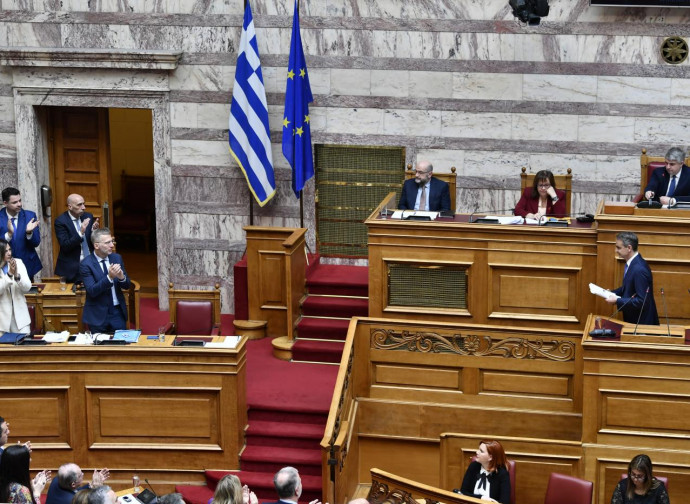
[43,331,70,343]
[589,283,615,300]
[391,210,438,220]
[113,329,141,343]
[205,336,242,348]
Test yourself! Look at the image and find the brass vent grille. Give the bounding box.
[315,144,405,257]
[388,263,468,309]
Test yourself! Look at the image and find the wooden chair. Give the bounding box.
[635,148,690,203]
[543,473,592,504]
[164,282,221,336]
[405,164,457,212]
[520,167,573,215]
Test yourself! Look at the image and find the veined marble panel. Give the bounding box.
[512,114,578,142]
[0,98,15,122]
[452,72,523,101]
[2,0,240,13]
[634,117,690,145]
[0,133,16,159]
[595,155,640,184]
[441,111,512,140]
[12,67,169,91]
[325,107,383,135]
[0,23,7,47]
[0,68,12,85]
[173,175,247,204]
[578,116,635,144]
[371,70,408,97]
[597,76,671,105]
[464,150,531,179]
[174,213,246,241]
[197,103,231,129]
[6,22,61,48]
[410,70,453,98]
[670,79,690,106]
[415,149,465,174]
[526,153,599,182]
[169,64,233,92]
[331,69,371,96]
[382,109,441,137]
[172,139,231,166]
[523,74,597,103]
[307,68,330,95]
[170,103,199,128]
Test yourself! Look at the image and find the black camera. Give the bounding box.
[509,0,550,25]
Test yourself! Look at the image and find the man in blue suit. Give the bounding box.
[54,193,99,283]
[0,187,42,280]
[606,232,659,326]
[80,228,130,333]
[398,161,451,212]
[643,146,690,206]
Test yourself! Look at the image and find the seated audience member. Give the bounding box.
[398,161,451,212]
[72,489,92,504]
[269,466,327,504]
[86,486,117,504]
[514,170,566,219]
[644,146,690,206]
[0,444,51,504]
[611,454,669,504]
[209,474,257,504]
[158,494,185,504]
[457,439,510,504]
[0,239,32,334]
[46,464,109,504]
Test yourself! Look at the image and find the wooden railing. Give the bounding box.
[368,468,482,504]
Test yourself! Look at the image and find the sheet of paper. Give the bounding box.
[43,331,70,343]
[391,210,438,220]
[589,282,616,299]
[205,336,242,348]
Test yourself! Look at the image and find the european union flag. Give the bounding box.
[229,1,276,207]
[282,0,314,198]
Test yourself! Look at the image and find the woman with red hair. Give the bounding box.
[458,440,510,504]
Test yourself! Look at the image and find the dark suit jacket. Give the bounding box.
[54,210,95,282]
[644,164,690,203]
[0,208,42,278]
[460,461,511,504]
[613,254,659,325]
[514,188,566,217]
[80,252,131,328]
[45,477,89,504]
[398,177,451,212]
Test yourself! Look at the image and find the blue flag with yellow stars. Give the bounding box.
[282,0,314,198]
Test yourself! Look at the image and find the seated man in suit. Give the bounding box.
[80,228,130,333]
[54,194,99,283]
[398,161,451,212]
[268,467,326,504]
[644,146,690,206]
[606,231,659,325]
[0,187,42,281]
[46,464,109,504]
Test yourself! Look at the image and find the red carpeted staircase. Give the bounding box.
[291,263,369,364]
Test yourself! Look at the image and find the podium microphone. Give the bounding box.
[660,288,671,337]
[608,293,637,319]
[144,479,158,497]
[591,293,636,338]
[632,287,650,336]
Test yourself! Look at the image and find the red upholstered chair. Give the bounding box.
[543,473,592,504]
[470,457,516,504]
[164,282,221,336]
[620,473,668,492]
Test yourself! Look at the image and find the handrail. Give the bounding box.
[366,192,397,221]
[368,468,484,504]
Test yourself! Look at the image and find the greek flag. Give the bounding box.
[229,1,276,206]
[282,0,314,198]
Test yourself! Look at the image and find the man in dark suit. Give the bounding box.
[46,464,109,504]
[266,467,325,504]
[644,146,690,206]
[80,228,130,333]
[0,187,42,280]
[398,161,451,212]
[606,232,659,325]
[54,193,99,283]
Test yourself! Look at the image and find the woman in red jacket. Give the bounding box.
[514,170,566,219]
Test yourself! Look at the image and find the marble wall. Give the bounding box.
[2,0,690,312]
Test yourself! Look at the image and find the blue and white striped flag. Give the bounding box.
[229,1,276,206]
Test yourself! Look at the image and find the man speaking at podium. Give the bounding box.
[398,161,451,212]
[606,232,659,325]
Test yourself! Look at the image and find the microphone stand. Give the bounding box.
[632,287,650,336]
[660,288,671,337]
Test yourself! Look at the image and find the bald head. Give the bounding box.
[57,463,84,490]
[274,466,301,500]
[67,194,86,218]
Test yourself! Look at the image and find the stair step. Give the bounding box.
[296,317,350,341]
[301,296,368,318]
[246,420,325,449]
[175,485,213,504]
[292,340,345,364]
[306,264,368,297]
[248,406,328,425]
[241,446,322,476]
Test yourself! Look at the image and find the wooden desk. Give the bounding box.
[0,335,247,491]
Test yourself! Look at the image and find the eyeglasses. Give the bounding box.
[538,184,551,189]
[630,472,646,481]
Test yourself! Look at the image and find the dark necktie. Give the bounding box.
[624,263,628,278]
[101,260,108,276]
[478,472,488,490]
[668,175,677,197]
[419,185,427,211]
[11,218,16,239]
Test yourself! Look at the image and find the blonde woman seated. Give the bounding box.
[611,454,669,504]
[0,239,32,334]
[209,475,257,504]
[514,170,566,219]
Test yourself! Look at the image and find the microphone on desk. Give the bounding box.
[632,287,650,336]
[144,479,158,498]
[591,294,636,338]
[660,288,671,337]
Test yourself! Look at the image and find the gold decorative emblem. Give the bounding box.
[661,36,688,65]
[370,328,575,362]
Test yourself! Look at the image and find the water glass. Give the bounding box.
[158,326,166,343]
[59,277,66,291]
[132,474,140,493]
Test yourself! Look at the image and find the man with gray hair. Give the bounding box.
[46,463,109,504]
[644,146,690,206]
[87,485,117,504]
[268,466,327,504]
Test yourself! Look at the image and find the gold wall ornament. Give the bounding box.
[661,36,688,65]
[370,328,576,362]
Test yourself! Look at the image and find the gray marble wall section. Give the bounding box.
[3,0,690,313]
